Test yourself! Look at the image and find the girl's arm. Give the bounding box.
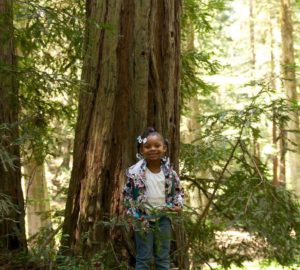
[123,177,134,215]
[168,170,184,212]
[123,176,140,218]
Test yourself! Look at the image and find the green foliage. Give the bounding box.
[0,1,84,266]
[0,193,20,220]
[13,0,84,163]
[56,248,131,270]
[0,124,20,172]
[218,171,300,265]
[181,50,220,106]
[182,0,228,36]
[180,0,229,111]
[180,89,300,268]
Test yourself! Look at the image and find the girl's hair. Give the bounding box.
[136,127,169,155]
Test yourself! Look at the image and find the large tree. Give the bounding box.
[61,0,183,265]
[0,0,27,262]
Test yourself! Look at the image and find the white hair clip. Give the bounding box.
[137,136,148,144]
[137,136,143,144]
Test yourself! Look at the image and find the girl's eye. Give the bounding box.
[144,144,160,148]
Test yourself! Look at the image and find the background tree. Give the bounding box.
[280,0,300,195]
[0,0,27,263]
[180,0,300,268]
[23,161,51,238]
[12,0,84,243]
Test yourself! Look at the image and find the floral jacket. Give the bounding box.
[123,158,184,220]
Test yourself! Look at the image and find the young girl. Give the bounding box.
[123,127,184,270]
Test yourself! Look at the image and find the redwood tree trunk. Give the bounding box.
[0,0,27,261]
[61,0,182,264]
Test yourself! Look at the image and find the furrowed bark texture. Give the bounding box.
[0,0,27,259]
[61,0,182,261]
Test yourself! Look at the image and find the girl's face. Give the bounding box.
[141,134,167,161]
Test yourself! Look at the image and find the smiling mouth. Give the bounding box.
[147,153,159,157]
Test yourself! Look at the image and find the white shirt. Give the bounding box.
[145,168,166,209]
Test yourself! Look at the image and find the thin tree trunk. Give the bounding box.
[272,110,279,186]
[269,7,279,186]
[60,137,72,170]
[182,22,207,214]
[279,124,287,183]
[24,160,51,238]
[249,0,256,75]
[0,0,27,261]
[280,0,300,194]
[249,0,261,161]
[61,0,186,267]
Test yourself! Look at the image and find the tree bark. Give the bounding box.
[61,0,183,266]
[272,110,279,186]
[279,123,287,184]
[248,0,262,161]
[249,0,256,74]
[0,0,27,260]
[280,0,300,194]
[268,7,279,186]
[24,160,51,238]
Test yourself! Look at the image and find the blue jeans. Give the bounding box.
[134,216,171,270]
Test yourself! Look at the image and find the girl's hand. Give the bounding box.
[165,205,181,213]
[126,216,135,224]
[126,215,144,225]
[138,216,145,221]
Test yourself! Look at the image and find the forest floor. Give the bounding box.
[204,261,296,270]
